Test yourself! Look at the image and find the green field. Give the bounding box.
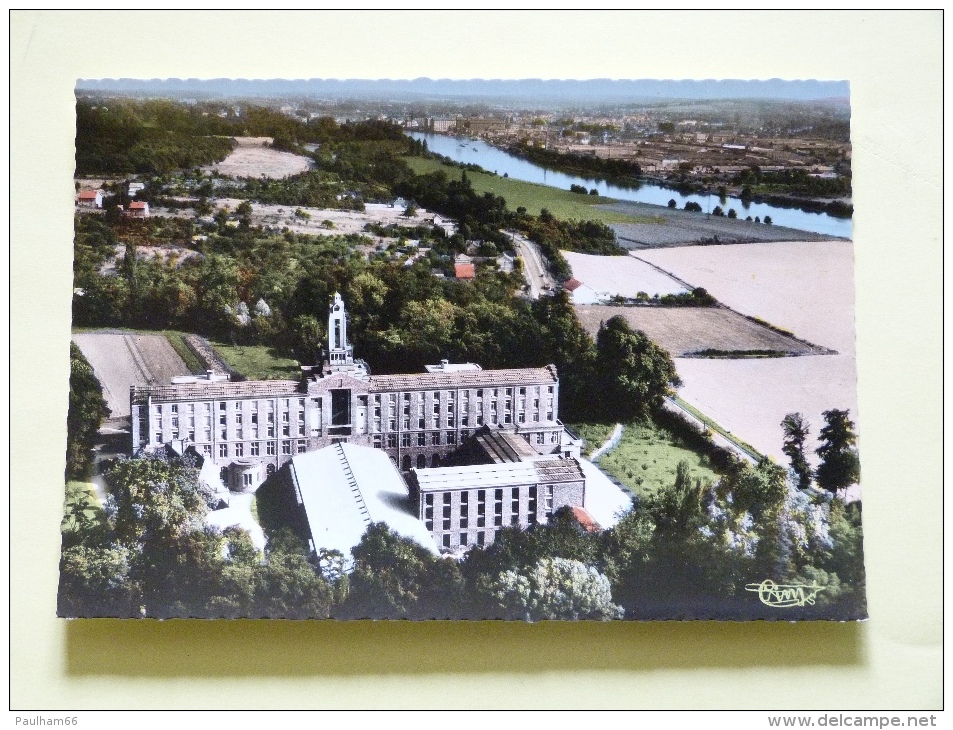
[62,481,105,533]
[595,420,722,500]
[208,341,301,380]
[405,157,663,225]
[566,422,617,458]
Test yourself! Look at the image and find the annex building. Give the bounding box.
[132,294,597,553]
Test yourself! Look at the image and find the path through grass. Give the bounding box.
[595,420,722,500]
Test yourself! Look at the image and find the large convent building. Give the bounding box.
[130,294,589,553]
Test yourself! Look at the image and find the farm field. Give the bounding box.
[404,157,661,225]
[637,241,856,352]
[72,332,191,419]
[601,201,841,248]
[596,421,722,500]
[637,241,858,471]
[563,251,687,297]
[202,136,312,179]
[574,305,820,357]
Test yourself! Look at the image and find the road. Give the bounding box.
[508,231,554,299]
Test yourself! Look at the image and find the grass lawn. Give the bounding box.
[404,157,663,225]
[566,422,617,458]
[208,341,300,380]
[162,330,206,373]
[62,481,105,533]
[595,420,722,501]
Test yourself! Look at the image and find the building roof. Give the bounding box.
[132,379,301,404]
[472,427,542,464]
[129,201,149,210]
[368,365,557,392]
[454,263,476,279]
[424,360,482,373]
[77,190,100,199]
[563,277,583,292]
[412,458,583,492]
[570,506,601,533]
[291,443,437,563]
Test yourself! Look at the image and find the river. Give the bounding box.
[408,132,852,239]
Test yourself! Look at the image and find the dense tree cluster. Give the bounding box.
[65,343,110,480]
[509,142,643,184]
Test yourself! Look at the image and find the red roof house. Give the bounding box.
[454,263,476,280]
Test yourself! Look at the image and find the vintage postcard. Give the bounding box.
[60,78,865,621]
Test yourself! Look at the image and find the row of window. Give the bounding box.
[423,487,553,532]
[152,398,306,416]
[376,386,554,404]
[200,440,309,458]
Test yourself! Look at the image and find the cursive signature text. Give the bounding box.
[745,579,826,608]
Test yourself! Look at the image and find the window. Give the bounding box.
[220,428,227,440]
[545,486,554,516]
[461,415,469,427]
[460,492,469,529]
[417,433,426,446]
[373,435,382,448]
[219,414,226,426]
[416,454,426,469]
[297,440,307,454]
[518,412,525,424]
[282,441,292,455]
[403,418,410,430]
[547,412,554,422]
[401,433,411,447]
[504,413,511,424]
[267,441,276,456]
[442,493,451,530]
[201,444,212,456]
[528,486,538,525]
[512,488,520,525]
[446,415,455,427]
[477,532,485,547]
[424,494,433,530]
[446,432,456,445]
[403,393,411,402]
[550,431,559,443]
[442,534,451,549]
[418,417,425,429]
[243,473,253,487]
[219,402,227,411]
[235,401,242,411]
[251,442,260,456]
[548,386,554,394]
[460,533,468,547]
[519,387,526,396]
[431,432,440,446]
[494,489,503,527]
[536,433,545,444]
[389,419,397,431]
[154,432,162,443]
[219,444,228,458]
[387,434,397,448]
[461,429,469,440]
[433,403,440,415]
[298,423,305,436]
[235,443,244,457]
[282,424,290,437]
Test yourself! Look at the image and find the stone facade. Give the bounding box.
[130,294,575,493]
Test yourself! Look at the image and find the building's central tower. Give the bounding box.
[327,292,354,370]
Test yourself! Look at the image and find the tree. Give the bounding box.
[763,215,773,225]
[815,409,860,498]
[594,316,681,420]
[727,208,737,219]
[65,343,110,480]
[482,557,624,621]
[781,412,812,489]
[667,199,677,208]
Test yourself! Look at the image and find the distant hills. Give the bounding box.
[75,78,849,104]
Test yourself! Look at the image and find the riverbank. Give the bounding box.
[597,200,846,248]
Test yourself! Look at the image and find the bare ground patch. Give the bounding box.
[72,332,191,419]
[202,137,312,179]
[574,305,824,357]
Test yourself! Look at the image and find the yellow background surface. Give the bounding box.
[10,10,942,709]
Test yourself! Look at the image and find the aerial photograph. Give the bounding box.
[60,77,864,621]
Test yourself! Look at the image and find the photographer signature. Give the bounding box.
[745,579,826,608]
